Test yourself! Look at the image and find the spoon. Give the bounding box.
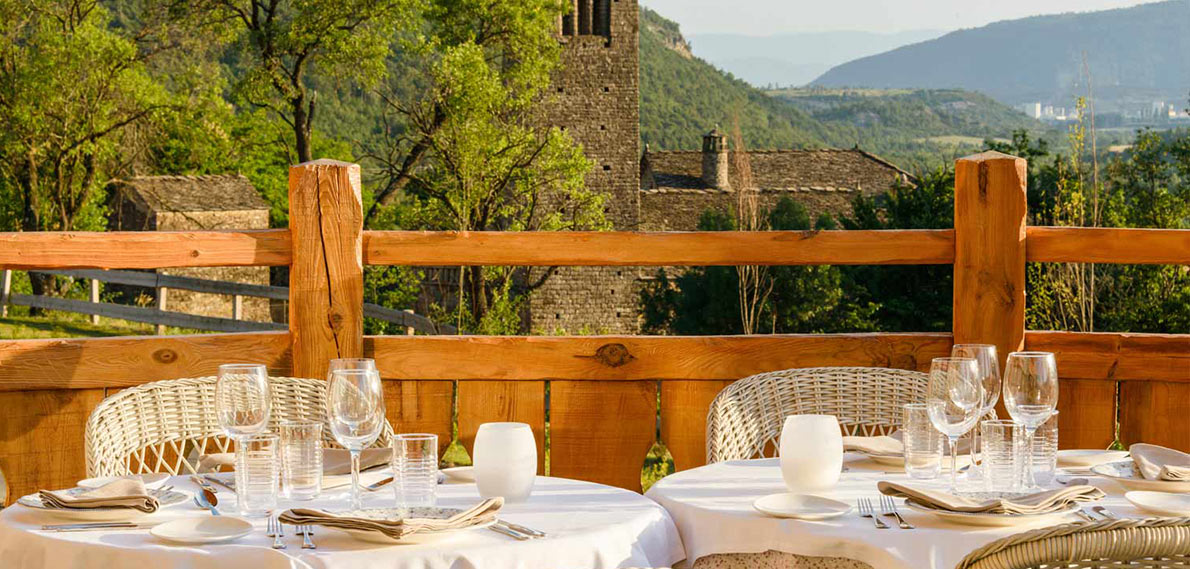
[194,487,221,516]
[365,476,394,492]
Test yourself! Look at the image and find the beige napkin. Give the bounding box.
[39,479,159,513]
[198,447,392,475]
[1130,443,1190,481]
[878,481,1104,515]
[279,498,503,540]
[842,435,904,457]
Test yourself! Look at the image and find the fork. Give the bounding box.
[267,514,286,549]
[299,525,316,549]
[858,498,889,529]
[879,495,914,529]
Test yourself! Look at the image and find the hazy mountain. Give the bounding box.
[688,30,945,88]
[813,0,1190,112]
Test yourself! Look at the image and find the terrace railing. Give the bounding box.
[0,153,1187,501]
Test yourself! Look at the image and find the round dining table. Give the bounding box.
[645,454,1142,569]
[0,474,685,569]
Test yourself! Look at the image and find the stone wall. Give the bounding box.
[639,187,860,231]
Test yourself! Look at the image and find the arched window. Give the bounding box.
[594,0,611,38]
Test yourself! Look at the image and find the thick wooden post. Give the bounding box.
[953,151,1027,371]
[288,160,364,379]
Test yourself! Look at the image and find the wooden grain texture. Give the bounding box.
[380,380,454,456]
[1027,227,1190,265]
[1119,381,1190,451]
[457,381,546,473]
[953,151,1028,370]
[0,230,290,269]
[1056,379,1117,450]
[288,160,364,378]
[0,389,106,504]
[1025,331,1190,383]
[363,229,955,266]
[550,381,658,490]
[661,380,733,472]
[366,333,951,381]
[0,332,292,391]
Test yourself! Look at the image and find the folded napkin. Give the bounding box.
[878,481,1103,515]
[198,447,392,475]
[1130,443,1190,481]
[842,434,904,457]
[39,479,159,513]
[279,498,503,540]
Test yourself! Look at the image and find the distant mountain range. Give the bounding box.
[688,30,945,88]
[812,0,1190,112]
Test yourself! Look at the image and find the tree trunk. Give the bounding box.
[292,94,312,164]
[465,266,489,324]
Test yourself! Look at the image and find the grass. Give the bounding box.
[0,313,157,339]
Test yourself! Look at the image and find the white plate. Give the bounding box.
[150,517,253,545]
[752,493,851,520]
[1125,491,1190,517]
[77,473,170,490]
[16,488,186,522]
[1057,450,1129,469]
[903,500,1082,527]
[330,507,496,544]
[441,466,475,483]
[1091,461,1190,493]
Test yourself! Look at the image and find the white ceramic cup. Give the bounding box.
[779,415,843,493]
[474,422,537,502]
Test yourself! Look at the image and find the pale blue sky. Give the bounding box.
[640,0,1160,35]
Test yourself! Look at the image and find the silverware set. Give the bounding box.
[879,495,914,529]
[41,521,156,532]
[1075,505,1119,521]
[267,513,316,549]
[488,519,548,540]
[856,498,889,529]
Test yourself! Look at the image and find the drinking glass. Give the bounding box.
[902,403,942,480]
[238,434,279,516]
[280,421,323,500]
[981,419,1024,493]
[1003,351,1058,490]
[474,422,537,502]
[327,358,377,380]
[778,415,843,493]
[327,367,385,510]
[1032,411,1060,486]
[952,344,1001,479]
[215,363,271,515]
[393,434,438,509]
[926,357,982,491]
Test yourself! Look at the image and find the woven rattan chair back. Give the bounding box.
[955,517,1190,569]
[706,366,928,463]
[85,376,396,477]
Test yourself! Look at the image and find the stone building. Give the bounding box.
[107,174,272,322]
[529,0,642,334]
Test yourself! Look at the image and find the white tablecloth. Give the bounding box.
[645,455,1140,569]
[0,475,685,569]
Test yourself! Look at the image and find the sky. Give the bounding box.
[639,0,1161,36]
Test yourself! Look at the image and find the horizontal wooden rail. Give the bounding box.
[0,230,292,269]
[33,268,289,300]
[0,332,292,391]
[8,294,285,333]
[1026,227,1190,265]
[365,333,953,380]
[364,230,956,266]
[1025,331,1190,382]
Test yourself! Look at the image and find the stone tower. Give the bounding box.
[529,0,641,334]
[701,128,730,190]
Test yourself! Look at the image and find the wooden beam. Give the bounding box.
[288,160,365,379]
[0,332,292,391]
[0,230,291,269]
[0,389,106,504]
[1056,379,1117,450]
[661,380,733,471]
[550,380,657,491]
[953,151,1028,370]
[365,333,951,381]
[1025,331,1190,383]
[380,380,454,457]
[1120,381,1190,451]
[457,381,546,473]
[363,229,955,266]
[1027,227,1190,265]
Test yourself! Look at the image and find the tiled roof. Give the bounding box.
[109,174,268,212]
[641,148,913,193]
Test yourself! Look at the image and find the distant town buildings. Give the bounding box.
[1016,100,1188,124]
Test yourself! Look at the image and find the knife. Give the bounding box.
[42,522,154,532]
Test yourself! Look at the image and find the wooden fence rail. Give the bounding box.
[0,152,1187,502]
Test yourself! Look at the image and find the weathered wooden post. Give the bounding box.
[0,270,10,318]
[288,160,364,379]
[953,151,1028,380]
[155,286,168,335]
[90,278,100,325]
[233,294,243,321]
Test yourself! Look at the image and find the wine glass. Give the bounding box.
[327,358,377,380]
[1003,351,1058,490]
[951,344,1001,480]
[926,357,982,492]
[215,363,271,514]
[327,367,385,510]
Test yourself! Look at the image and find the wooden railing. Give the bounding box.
[0,153,1187,501]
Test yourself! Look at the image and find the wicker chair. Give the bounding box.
[85,376,396,477]
[955,517,1190,569]
[706,366,927,463]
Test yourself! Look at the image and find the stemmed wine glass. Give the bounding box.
[951,344,1001,480]
[926,357,982,492]
[327,366,385,510]
[214,363,271,514]
[1003,351,1058,490]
